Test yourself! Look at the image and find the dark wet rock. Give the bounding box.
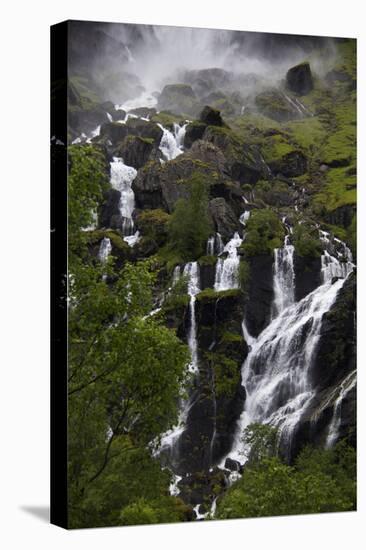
[99,188,122,229]
[324,204,356,229]
[224,458,242,472]
[133,156,224,213]
[294,254,322,301]
[158,84,200,117]
[114,135,155,170]
[209,197,240,240]
[100,118,163,147]
[125,117,163,145]
[286,62,314,95]
[244,254,274,337]
[128,107,157,118]
[311,271,356,391]
[184,122,208,149]
[200,105,224,127]
[255,89,302,122]
[187,140,227,174]
[100,121,129,144]
[197,257,217,291]
[184,68,233,97]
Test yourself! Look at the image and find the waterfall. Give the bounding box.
[224,248,353,464]
[214,232,242,291]
[158,123,187,161]
[98,237,112,263]
[110,157,137,236]
[239,211,251,226]
[272,235,295,317]
[326,369,356,448]
[183,262,201,373]
[123,231,141,247]
[207,233,224,256]
[207,236,215,256]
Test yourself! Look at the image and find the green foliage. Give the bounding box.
[67,146,191,528]
[167,174,213,261]
[215,439,356,520]
[163,273,190,310]
[119,496,189,526]
[241,423,278,463]
[292,223,322,258]
[68,145,108,256]
[196,288,242,302]
[197,255,218,267]
[205,352,240,398]
[137,209,171,246]
[240,209,285,256]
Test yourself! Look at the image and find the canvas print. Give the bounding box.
[51,20,356,528]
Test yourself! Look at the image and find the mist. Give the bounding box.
[68,20,340,106]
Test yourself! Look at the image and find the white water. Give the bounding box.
[183,262,201,374]
[98,237,112,263]
[239,211,251,226]
[272,235,295,317]
[158,123,187,161]
[326,369,356,448]
[214,232,242,291]
[207,233,224,256]
[224,243,353,464]
[110,157,137,235]
[124,230,141,247]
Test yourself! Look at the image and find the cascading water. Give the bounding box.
[224,241,354,465]
[98,237,112,263]
[326,369,356,448]
[183,262,201,374]
[158,123,187,161]
[109,157,137,237]
[207,233,224,256]
[272,235,295,317]
[214,232,242,291]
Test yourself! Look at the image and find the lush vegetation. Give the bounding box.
[215,424,356,519]
[240,209,285,256]
[167,174,213,261]
[67,146,191,528]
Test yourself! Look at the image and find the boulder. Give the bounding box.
[114,135,155,170]
[293,254,322,302]
[209,197,240,239]
[199,105,224,127]
[224,458,242,472]
[184,121,207,149]
[255,89,303,122]
[310,271,356,391]
[157,84,200,117]
[127,107,157,118]
[244,254,274,337]
[99,188,122,229]
[100,118,163,146]
[286,62,314,95]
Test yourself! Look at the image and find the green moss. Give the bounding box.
[240,209,285,257]
[285,117,327,152]
[197,255,218,267]
[196,288,242,302]
[313,166,356,213]
[292,223,322,258]
[205,352,240,398]
[87,229,129,251]
[261,134,296,164]
[69,76,102,108]
[150,111,183,128]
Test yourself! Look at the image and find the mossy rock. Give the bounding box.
[255,89,302,122]
[158,84,201,117]
[239,209,285,257]
[136,209,171,246]
[196,288,242,303]
[197,255,218,267]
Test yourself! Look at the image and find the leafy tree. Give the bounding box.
[168,174,213,260]
[215,435,356,520]
[67,144,191,528]
[241,423,278,463]
[292,222,322,258]
[240,209,285,256]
